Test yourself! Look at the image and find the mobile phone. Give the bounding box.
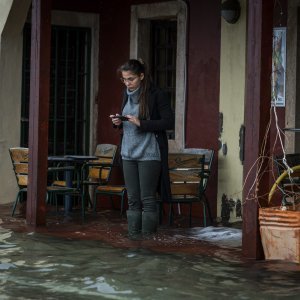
[113,115,128,121]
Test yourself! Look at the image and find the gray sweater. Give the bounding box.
[121,88,161,161]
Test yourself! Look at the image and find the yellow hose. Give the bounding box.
[268,165,300,204]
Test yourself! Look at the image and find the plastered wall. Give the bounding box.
[0,0,13,34]
[0,0,31,204]
[217,0,246,223]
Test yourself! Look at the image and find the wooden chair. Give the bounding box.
[81,144,126,215]
[167,150,214,227]
[9,147,78,217]
[49,165,79,189]
[48,159,82,214]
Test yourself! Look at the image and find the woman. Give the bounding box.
[110,59,174,239]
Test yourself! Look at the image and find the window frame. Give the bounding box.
[130,0,187,152]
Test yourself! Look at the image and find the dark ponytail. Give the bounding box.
[117,59,151,119]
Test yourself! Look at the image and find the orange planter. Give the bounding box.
[259,207,300,263]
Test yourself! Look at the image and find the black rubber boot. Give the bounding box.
[142,211,158,238]
[126,210,142,240]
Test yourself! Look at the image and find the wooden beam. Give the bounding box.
[27,0,52,226]
[242,0,274,259]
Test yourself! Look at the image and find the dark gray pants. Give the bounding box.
[122,160,161,212]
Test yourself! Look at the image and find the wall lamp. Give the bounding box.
[221,0,241,24]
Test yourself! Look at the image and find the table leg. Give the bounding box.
[64,167,73,215]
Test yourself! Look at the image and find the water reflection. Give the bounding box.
[0,226,300,300]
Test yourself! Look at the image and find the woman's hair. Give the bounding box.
[118,59,151,119]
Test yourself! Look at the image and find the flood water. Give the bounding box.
[1,225,300,300]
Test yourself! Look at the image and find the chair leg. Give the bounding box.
[47,192,60,215]
[51,192,59,214]
[12,192,21,217]
[168,203,173,225]
[203,194,213,225]
[55,193,59,213]
[110,196,116,209]
[78,187,85,222]
[47,192,54,206]
[93,192,97,214]
[120,194,124,216]
[81,195,85,223]
[83,186,93,209]
[88,193,93,209]
[202,202,207,227]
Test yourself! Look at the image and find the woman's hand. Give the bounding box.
[110,114,122,126]
[127,115,140,127]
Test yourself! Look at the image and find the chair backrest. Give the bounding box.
[204,149,214,172]
[9,147,29,188]
[168,153,206,196]
[88,144,118,183]
[95,144,118,160]
[203,149,214,190]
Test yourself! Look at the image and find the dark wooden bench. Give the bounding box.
[167,150,214,227]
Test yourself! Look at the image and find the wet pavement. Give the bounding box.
[0,203,242,258]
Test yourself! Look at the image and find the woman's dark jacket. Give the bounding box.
[118,85,174,202]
